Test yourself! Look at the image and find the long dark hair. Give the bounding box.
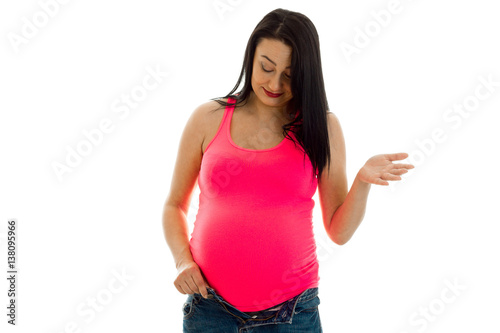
[211,8,331,179]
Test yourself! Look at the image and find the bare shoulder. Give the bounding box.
[322,110,346,174]
[191,98,230,154]
[193,98,228,116]
[325,111,344,141]
[326,111,341,127]
[165,98,229,211]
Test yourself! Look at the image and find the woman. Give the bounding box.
[162,8,414,332]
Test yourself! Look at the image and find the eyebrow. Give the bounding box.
[261,55,291,69]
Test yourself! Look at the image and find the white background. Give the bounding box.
[1,0,499,332]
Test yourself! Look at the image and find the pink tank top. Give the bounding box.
[190,97,320,312]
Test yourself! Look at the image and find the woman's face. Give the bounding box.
[251,38,293,108]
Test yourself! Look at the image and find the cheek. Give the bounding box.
[252,71,267,85]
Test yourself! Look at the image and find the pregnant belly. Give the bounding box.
[189,214,319,311]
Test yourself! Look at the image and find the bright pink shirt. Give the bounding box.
[190,97,320,312]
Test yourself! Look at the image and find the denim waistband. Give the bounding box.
[197,287,319,326]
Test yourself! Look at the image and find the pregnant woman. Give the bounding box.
[162,8,414,332]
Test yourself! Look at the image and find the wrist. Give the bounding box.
[176,257,194,270]
[356,169,371,187]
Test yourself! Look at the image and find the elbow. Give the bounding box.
[334,239,347,246]
[327,220,350,246]
[325,210,353,246]
[334,237,349,246]
[328,231,351,246]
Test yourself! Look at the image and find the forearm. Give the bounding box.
[328,170,371,245]
[162,204,194,269]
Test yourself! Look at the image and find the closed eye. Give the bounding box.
[261,64,291,79]
[261,65,272,73]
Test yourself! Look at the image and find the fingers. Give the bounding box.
[174,282,189,295]
[390,153,414,172]
[390,168,408,175]
[368,153,415,186]
[174,262,210,299]
[176,279,197,295]
[381,172,401,181]
[186,275,201,294]
[386,153,416,169]
[386,152,409,161]
[176,278,205,297]
[393,163,415,170]
[375,178,389,186]
[192,274,210,299]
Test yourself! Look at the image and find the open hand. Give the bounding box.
[358,153,415,186]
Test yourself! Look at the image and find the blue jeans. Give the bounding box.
[182,287,323,332]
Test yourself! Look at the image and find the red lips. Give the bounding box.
[263,88,283,98]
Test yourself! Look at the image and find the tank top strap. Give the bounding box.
[224,96,237,140]
[226,97,237,117]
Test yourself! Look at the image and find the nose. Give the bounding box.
[268,74,283,92]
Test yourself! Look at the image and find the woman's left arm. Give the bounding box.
[318,113,414,245]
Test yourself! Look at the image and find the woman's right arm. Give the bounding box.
[162,101,217,298]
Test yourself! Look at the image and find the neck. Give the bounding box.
[246,91,295,122]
